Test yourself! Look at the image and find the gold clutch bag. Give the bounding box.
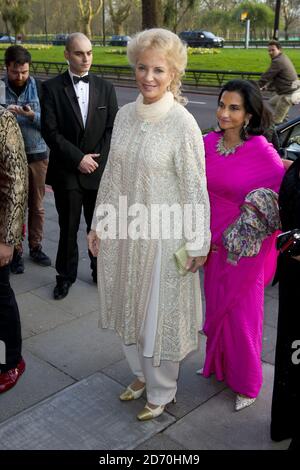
[174,245,188,276]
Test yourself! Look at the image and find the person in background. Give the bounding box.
[41,33,118,300]
[270,157,300,449]
[259,40,300,125]
[4,45,51,274]
[88,28,211,421]
[199,80,285,411]
[0,106,27,393]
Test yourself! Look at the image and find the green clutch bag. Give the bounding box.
[174,245,189,276]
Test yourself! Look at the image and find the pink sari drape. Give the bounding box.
[203,133,285,397]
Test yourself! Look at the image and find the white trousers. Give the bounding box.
[123,344,179,406]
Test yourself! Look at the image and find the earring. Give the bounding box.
[215,119,222,132]
[242,119,249,139]
[244,119,249,130]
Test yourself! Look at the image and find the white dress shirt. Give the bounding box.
[69,70,89,127]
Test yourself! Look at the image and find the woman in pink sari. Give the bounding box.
[201,80,285,411]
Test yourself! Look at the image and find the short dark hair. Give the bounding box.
[4,45,31,67]
[268,40,281,50]
[218,79,273,139]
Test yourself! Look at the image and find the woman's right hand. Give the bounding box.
[87,230,100,257]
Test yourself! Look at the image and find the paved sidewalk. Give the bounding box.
[0,190,291,450]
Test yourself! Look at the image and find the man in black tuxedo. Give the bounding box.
[41,32,118,300]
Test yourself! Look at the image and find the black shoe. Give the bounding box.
[53,278,71,300]
[10,251,24,274]
[30,247,51,267]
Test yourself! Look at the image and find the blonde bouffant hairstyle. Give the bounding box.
[127,28,188,105]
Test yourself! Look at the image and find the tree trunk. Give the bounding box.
[284,25,289,40]
[78,0,103,39]
[112,20,124,35]
[82,19,92,38]
[142,0,159,29]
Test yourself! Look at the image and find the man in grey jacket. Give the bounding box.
[259,40,300,124]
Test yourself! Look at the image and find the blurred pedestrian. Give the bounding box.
[259,40,300,124]
[0,106,27,393]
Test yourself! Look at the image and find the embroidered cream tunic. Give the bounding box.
[92,92,211,366]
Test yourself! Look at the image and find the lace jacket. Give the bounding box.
[92,92,211,365]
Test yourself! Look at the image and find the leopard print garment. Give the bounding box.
[0,107,28,246]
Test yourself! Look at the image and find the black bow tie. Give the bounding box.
[73,75,89,84]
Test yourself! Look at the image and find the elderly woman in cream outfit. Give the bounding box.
[88,28,211,421]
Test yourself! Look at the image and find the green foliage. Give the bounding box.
[187,47,221,55]
[232,1,274,30]
[0,46,298,74]
[105,48,127,55]
[0,0,32,36]
[0,43,51,50]
[163,0,197,32]
[198,9,233,36]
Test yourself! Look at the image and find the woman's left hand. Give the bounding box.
[292,255,300,262]
[186,256,207,273]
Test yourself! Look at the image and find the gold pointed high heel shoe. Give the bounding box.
[119,381,146,401]
[137,397,176,421]
[137,403,165,421]
[235,394,256,411]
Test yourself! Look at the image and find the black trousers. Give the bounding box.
[53,187,98,283]
[271,256,300,443]
[0,265,22,373]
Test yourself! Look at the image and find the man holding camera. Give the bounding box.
[3,45,51,273]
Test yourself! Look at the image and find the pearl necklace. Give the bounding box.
[217,135,243,156]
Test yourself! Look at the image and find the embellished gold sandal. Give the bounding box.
[137,397,176,421]
[119,381,146,401]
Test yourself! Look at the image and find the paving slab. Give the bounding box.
[0,373,175,450]
[265,284,279,300]
[43,225,59,244]
[264,295,279,329]
[16,291,74,337]
[10,262,55,295]
[43,203,59,222]
[32,278,99,318]
[0,351,74,424]
[262,324,277,365]
[164,363,291,450]
[170,347,227,418]
[24,311,124,379]
[103,340,226,420]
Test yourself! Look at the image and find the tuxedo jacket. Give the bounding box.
[41,71,118,190]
